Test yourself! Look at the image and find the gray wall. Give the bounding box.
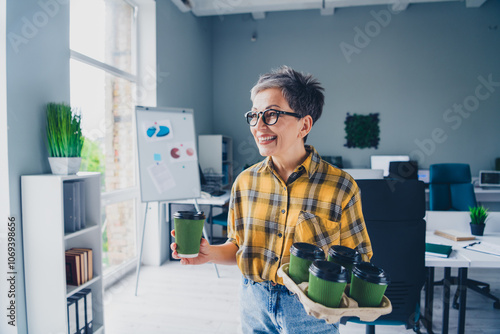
[6,0,71,333]
[212,2,500,176]
[156,0,213,135]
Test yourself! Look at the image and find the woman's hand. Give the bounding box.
[170,230,211,265]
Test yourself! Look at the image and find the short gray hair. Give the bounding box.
[250,65,325,126]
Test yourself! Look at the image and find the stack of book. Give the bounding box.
[64,180,86,234]
[65,248,93,286]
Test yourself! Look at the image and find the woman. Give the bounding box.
[171,65,372,334]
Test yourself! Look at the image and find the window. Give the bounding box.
[70,0,139,275]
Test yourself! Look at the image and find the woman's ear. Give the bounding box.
[299,115,313,139]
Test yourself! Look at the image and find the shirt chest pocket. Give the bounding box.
[293,211,340,255]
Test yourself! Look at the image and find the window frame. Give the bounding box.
[69,0,142,285]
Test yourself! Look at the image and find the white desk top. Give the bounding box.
[426,230,500,268]
[425,231,471,268]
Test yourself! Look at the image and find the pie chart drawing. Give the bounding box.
[171,148,180,159]
[147,126,156,137]
[157,126,170,137]
[186,148,194,156]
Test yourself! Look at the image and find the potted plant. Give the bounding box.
[469,205,488,236]
[46,102,85,175]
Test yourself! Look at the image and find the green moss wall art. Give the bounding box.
[344,113,380,149]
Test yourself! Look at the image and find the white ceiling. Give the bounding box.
[171,0,489,19]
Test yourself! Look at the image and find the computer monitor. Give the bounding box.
[370,155,410,177]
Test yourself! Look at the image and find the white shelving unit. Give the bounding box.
[22,172,104,334]
[198,135,233,189]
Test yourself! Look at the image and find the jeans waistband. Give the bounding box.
[245,277,290,292]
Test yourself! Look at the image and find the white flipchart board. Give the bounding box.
[135,106,201,202]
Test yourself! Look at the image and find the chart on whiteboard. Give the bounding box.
[136,106,201,202]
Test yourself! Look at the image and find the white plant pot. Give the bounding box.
[48,157,82,175]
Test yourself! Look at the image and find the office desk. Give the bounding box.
[167,192,231,260]
[425,231,500,334]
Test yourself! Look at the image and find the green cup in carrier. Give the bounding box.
[174,211,206,258]
[308,260,348,308]
[349,262,390,307]
[289,243,325,284]
[327,245,362,283]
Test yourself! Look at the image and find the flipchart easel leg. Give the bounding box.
[135,201,151,296]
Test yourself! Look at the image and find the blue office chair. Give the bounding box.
[429,163,500,309]
[210,211,228,244]
[341,179,426,334]
[429,163,477,211]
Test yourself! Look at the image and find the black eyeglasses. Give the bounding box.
[245,109,302,126]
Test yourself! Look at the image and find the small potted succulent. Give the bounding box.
[46,102,85,175]
[469,205,488,236]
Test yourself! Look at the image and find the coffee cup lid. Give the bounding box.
[290,243,325,261]
[352,262,390,285]
[328,245,362,263]
[173,211,206,220]
[309,260,348,283]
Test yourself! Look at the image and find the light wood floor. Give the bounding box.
[104,263,500,334]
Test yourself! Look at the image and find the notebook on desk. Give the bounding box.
[463,242,500,257]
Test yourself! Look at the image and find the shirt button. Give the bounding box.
[283,187,286,191]
[278,233,283,238]
[281,209,285,214]
[274,257,279,262]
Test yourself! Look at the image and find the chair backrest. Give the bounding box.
[388,160,418,180]
[356,179,426,325]
[429,163,477,211]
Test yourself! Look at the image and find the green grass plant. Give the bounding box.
[46,102,84,157]
[469,205,488,225]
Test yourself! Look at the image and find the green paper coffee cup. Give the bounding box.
[349,262,390,307]
[289,243,325,284]
[307,260,348,308]
[174,211,206,258]
[327,245,362,283]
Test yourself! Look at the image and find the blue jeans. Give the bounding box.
[240,276,339,334]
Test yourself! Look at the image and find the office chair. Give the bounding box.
[341,179,426,334]
[210,211,228,245]
[429,163,500,309]
[429,163,476,211]
[388,160,418,180]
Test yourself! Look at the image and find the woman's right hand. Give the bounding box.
[170,230,211,265]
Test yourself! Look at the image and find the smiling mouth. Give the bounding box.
[258,135,277,144]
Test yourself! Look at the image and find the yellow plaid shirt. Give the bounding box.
[227,145,372,284]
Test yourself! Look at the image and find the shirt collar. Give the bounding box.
[256,145,321,179]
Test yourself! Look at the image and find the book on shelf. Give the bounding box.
[65,248,93,286]
[434,229,476,242]
[67,250,87,284]
[65,253,82,286]
[426,243,453,258]
[72,248,93,280]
